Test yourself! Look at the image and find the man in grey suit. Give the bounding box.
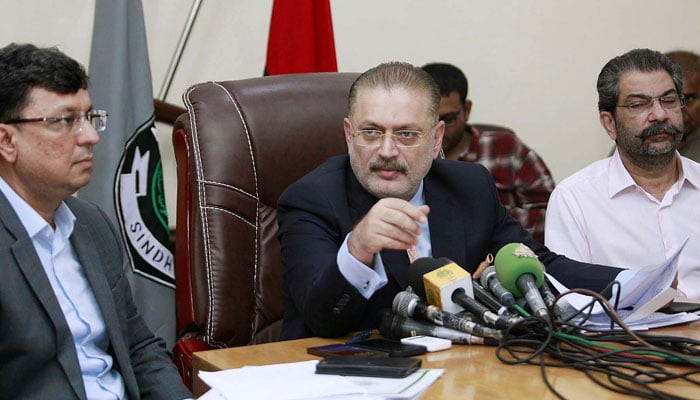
[0,43,191,399]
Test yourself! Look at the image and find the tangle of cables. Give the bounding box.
[496,285,700,400]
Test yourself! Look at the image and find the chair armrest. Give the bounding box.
[173,122,195,334]
[173,337,213,390]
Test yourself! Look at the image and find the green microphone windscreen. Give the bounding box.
[494,242,544,297]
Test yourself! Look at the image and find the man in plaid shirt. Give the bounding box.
[423,63,555,243]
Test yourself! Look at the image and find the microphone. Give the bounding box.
[494,243,549,319]
[454,311,478,322]
[472,281,522,324]
[408,257,513,329]
[538,272,578,320]
[472,281,511,316]
[409,257,473,314]
[393,290,503,339]
[379,310,499,346]
[480,266,516,308]
[539,278,557,308]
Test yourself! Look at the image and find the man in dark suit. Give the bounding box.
[277,62,623,340]
[0,43,191,399]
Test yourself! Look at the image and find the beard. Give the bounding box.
[615,121,683,168]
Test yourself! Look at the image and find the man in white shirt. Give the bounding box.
[545,48,700,300]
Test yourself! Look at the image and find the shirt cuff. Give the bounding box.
[337,233,388,299]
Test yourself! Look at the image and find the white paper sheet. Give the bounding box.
[198,360,444,400]
[547,239,700,329]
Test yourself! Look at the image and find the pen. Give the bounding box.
[345,329,372,344]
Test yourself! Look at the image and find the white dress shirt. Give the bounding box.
[338,181,432,299]
[0,178,125,399]
[545,151,700,300]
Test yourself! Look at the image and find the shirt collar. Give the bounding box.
[608,149,700,197]
[608,150,636,197]
[678,155,700,189]
[0,176,75,239]
[408,180,425,207]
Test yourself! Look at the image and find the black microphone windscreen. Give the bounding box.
[378,309,400,338]
[407,257,446,296]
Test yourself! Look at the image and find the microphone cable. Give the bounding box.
[404,255,699,398]
[494,283,700,400]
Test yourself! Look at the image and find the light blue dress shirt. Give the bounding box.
[338,181,432,299]
[0,178,125,399]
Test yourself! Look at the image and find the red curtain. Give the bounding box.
[265,0,337,75]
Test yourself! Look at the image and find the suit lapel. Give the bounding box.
[379,249,411,288]
[67,197,142,399]
[346,166,376,225]
[424,174,468,269]
[1,195,87,400]
[71,218,137,400]
[1,197,64,324]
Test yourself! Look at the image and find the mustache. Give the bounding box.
[635,122,683,140]
[369,158,408,174]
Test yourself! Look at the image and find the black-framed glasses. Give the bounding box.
[2,109,109,133]
[616,95,685,116]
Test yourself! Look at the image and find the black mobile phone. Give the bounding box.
[315,356,421,378]
[306,343,389,358]
[353,338,427,357]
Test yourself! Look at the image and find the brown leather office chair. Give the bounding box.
[171,72,359,388]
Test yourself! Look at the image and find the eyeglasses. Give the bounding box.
[351,128,429,147]
[616,95,685,116]
[2,109,109,133]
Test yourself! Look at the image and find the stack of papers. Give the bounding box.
[198,360,444,400]
[548,239,700,330]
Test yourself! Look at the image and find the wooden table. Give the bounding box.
[193,321,699,399]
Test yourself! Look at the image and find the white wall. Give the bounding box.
[4,0,700,226]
